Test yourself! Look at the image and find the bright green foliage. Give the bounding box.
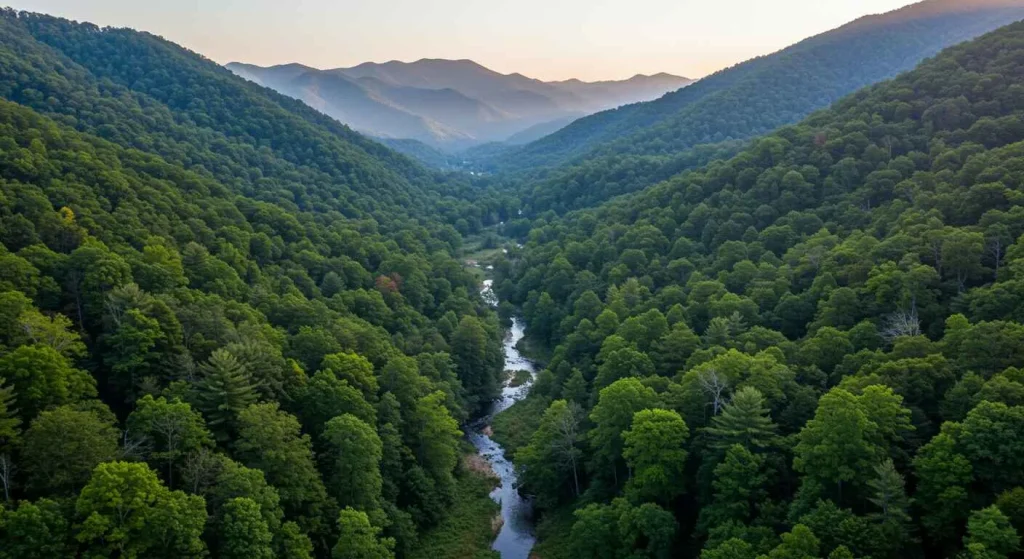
[594,346,656,391]
[516,399,584,508]
[958,401,1024,493]
[298,370,376,433]
[794,389,877,496]
[622,408,689,504]
[589,378,659,484]
[277,521,315,559]
[705,386,777,451]
[75,461,207,558]
[205,456,285,534]
[234,403,329,534]
[702,538,757,559]
[194,349,258,441]
[762,525,820,559]
[794,387,910,501]
[0,6,503,555]
[0,498,71,558]
[913,429,973,548]
[320,352,380,402]
[127,395,212,489]
[410,391,462,483]
[0,344,95,420]
[219,497,275,559]
[332,507,396,559]
[321,414,384,515]
[450,316,502,415]
[22,405,119,493]
[963,506,1020,559]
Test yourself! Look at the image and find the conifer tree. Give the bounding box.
[194,349,257,441]
[705,386,777,452]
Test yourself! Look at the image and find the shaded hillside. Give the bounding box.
[495,17,1024,559]
[0,9,517,557]
[504,0,1024,215]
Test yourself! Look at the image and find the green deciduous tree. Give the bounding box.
[517,399,585,507]
[331,508,395,559]
[570,498,677,559]
[763,524,820,559]
[623,408,689,504]
[22,405,119,493]
[127,395,212,489]
[963,506,1019,559]
[589,378,659,486]
[218,497,275,559]
[298,370,376,434]
[234,403,329,537]
[75,461,207,558]
[321,414,384,516]
[0,498,72,558]
[0,344,95,421]
[913,428,973,550]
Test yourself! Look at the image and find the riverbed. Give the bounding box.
[467,279,539,559]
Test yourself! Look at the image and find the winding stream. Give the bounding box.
[467,279,539,558]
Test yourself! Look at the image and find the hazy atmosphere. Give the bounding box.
[4,2,1024,558]
[5,0,918,80]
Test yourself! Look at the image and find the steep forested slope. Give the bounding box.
[0,10,515,232]
[0,9,508,558]
[501,0,1024,215]
[494,19,1024,559]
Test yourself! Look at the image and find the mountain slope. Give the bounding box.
[0,7,512,557]
[0,10,507,225]
[505,0,1024,214]
[498,18,1024,559]
[229,59,691,149]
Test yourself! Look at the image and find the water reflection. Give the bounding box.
[466,280,539,558]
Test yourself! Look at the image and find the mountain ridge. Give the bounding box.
[227,58,692,150]
[498,0,1024,215]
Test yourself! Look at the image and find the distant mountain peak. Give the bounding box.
[228,58,691,149]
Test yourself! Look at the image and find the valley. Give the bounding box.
[3,1,1024,559]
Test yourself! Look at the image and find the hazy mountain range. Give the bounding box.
[226,59,692,150]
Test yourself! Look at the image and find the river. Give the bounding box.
[467,279,539,559]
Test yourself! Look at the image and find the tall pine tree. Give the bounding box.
[194,350,257,442]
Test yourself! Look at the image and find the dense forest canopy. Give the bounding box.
[0,8,509,558]
[491,18,1024,559]
[7,2,1024,559]
[483,0,1024,216]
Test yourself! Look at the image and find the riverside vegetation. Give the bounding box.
[3,2,1024,559]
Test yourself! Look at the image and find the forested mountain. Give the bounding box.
[493,18,1024,559]
[498,0,1024,215]
[228,59,691,150]
[0,8,512,558]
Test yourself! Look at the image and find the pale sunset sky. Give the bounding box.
[5,0,920,81]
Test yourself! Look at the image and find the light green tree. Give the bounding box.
[623,409,689,504]
[75,461,207,558]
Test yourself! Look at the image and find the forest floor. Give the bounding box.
[408,452,501,559]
